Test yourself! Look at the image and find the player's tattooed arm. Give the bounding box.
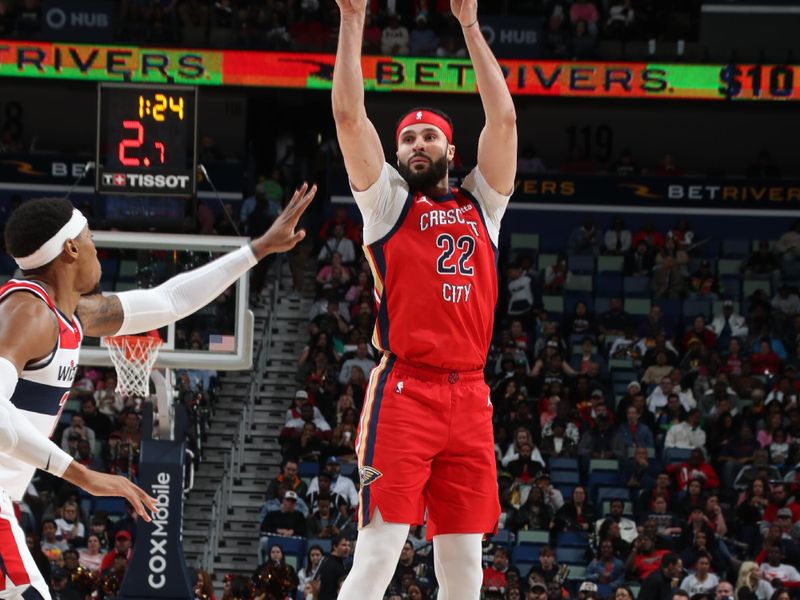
[75,294,124,338]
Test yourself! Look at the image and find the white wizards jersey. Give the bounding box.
[0,279,82,500]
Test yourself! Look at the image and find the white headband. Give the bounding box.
[14,209,88,271]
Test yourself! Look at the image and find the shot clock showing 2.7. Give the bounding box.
[95,83,198,196]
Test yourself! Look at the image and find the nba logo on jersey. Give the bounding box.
[395,381,404,394]
[415,111,423,120]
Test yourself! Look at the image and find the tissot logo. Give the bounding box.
[102,173,190,190]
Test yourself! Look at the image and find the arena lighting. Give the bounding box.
[0,40,799,100]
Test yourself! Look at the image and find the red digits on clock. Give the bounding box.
[155,141,165,164]
[119,120,143,167]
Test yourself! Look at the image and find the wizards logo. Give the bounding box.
[359,466,383,487]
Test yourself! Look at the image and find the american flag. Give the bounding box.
[209,334,235,352]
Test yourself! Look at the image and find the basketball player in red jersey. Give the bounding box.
[332,0,517,597]
[0,184,314,600]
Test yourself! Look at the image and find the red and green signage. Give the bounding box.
[0,40,797,100]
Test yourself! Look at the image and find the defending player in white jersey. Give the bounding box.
[0,184,315,600]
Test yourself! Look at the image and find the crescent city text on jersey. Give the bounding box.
[418,203,480,238]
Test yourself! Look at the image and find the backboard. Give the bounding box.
[78,231,254,370]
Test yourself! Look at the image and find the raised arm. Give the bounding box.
[332,0,385,191]
[454,0,517,195]
[78,184,316,337]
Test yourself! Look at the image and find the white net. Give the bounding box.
[103,336,163,397]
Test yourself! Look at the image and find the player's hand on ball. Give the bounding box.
[451,0,478,27]
[335,0,367,17]
[253,183,317,256]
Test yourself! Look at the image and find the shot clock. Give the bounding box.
[96,83,197,196]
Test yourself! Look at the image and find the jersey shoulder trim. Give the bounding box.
[365,191,414,248]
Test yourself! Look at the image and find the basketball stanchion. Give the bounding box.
[103,335,194,600]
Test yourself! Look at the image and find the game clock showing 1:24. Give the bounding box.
[96,83,197,197]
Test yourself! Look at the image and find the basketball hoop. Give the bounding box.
[103,335,163,397]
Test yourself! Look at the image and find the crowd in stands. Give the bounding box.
[0,0,700,58]
[254,203,800,600]
[8,363,216,600]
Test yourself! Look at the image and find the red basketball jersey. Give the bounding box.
[363,187,498,372]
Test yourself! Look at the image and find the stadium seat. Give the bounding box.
[566,565,587,581]
[656,299,681,320]
[265,535,306,563]
[624,297,651,316]
[537,253,559,271]
[93,498,127,517]
[555,547,586,565]
[594,297,611,314]
[609,357,634,370]
[568,256,595,274]
[601,500,634,516]
[565,293,593,314]
[512,544,541,564]
[557,531,589,547]
[623,276,650,297]
[549,457,579,472]
[510,232,539,254]
[491,529,513,547]
[517,529,550,546]
[743,279,771,298]
[721,239,750,258]
[596,486,632,505]
[340,462,357,478]
[551,471,580,486]
[566,274,593,293]
[596,273,622,296]
[717,259,741,276]
[298,461,319,478]
[589,459,619,472]
[682,299,711,321]
[307,538,332,554]
[542,295,564,314]
[627,446,655,458]
[664,447,693,464]
[597,255,624,273]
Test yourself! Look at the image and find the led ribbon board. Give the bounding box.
[0,41,798,100]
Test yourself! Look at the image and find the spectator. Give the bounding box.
[543,254,571,294]
[613,406,655,456]
[682,316,717,352]
[507,263,535,317]
[517,145,546,174]
[527,546,560,584]
[744,241,781,286]
[625,535,669,581]
[78,533,103,575]
[735,562,775,600]
[507,442,546,484]
[535,471,565,512]
[572,19,596,58]
[633,221,666,251]
[307,493,349,539]
[307,457,359,508]
[586,539,625,587]
[709,301,748,347]
[624,239,655,277]
[680,552,719,595]
[553,485,596,533]
[297,545,325,594]
[316,534,350,600]
[667,449,720,491]
[261,490,307,537]
[319,224,357,265]
[648,376,692,415]
[604,216,632,255]
[664,409,706,450]
[605,0,635,39]
[409,14,437,55]
[60,414,97,452]
[381,14,409,54]
[510,485,554,532]
[751,338,782,377]
[319,205,360,246]
[49,567,81,600]
[569,0,599,34]
[598,296,634,340]
[54,501,85,547]
[541,418,578,459]
[759,546,800,589]
[99,530,132,573]
[651,256,687,300]
[544,13,570,59]
[482,546,510,592]
[596,499,639,544]
[613,149,640,177]
[266,458,309,501]
[338,341,376,384]
[688,260,721,300]
[639,552,684,600]
[568,216,601,256]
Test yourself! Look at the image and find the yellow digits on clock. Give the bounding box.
[169,96,184,120]
[152,93,167,121]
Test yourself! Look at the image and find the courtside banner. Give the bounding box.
[1,40,799,100]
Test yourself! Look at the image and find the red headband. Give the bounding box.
[396,110,453,144]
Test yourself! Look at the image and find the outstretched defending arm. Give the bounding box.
[77,183,316,337]
[0,300,157,520]
[454,0,517,195]
[331,0,385,192]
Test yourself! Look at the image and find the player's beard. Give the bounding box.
[397,154,448,193]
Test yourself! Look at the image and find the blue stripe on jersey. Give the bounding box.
[370,244,392,349]
[11,379,68,416]
[459,186,500,256]
[361,355,394,527]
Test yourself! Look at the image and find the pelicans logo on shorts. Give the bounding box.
[359,466,383,487]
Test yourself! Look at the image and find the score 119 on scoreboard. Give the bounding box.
[96,83,197,196]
